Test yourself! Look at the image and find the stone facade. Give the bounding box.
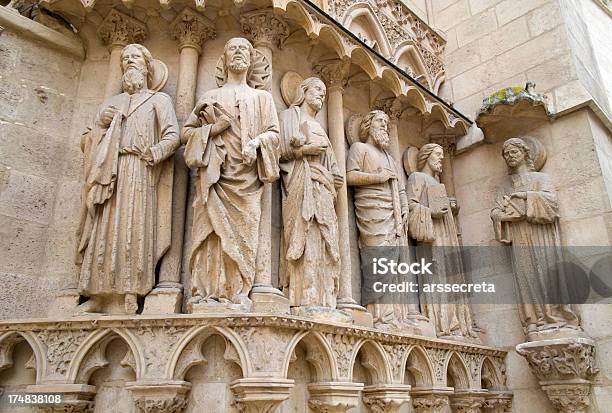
[0,0,610,412]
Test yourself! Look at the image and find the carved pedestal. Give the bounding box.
[362,384,412,413]
[516,337,598,413]
[411,387,453,413]
[126,380,191,413]
[230,378,294,413]
[308,382,363,412]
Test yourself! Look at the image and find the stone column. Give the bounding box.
[411,387,453,413]
[516,337,598,413]
[126,380,191,413]
[143,8,215,315]
[362,384,412,413]
[97,9,147,99]
[308,382,364,413]
[231,378,294,413]
[315,60,372,326]
[240,10,291,313]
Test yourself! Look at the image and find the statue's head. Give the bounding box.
[291,77,326,111]
[120,44,153,94]
[502,137,534,171]
[417,143,444,175]
[223,37,254,74]
[359,110,390,149]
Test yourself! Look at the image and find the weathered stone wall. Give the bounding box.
[0,27,81,319]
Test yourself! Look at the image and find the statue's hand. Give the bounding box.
[210,114,231,136]
[300,143,327,156]
[333,173,344,189]
[242,138,259,165]
[380,168,397,182]
[510,191,527,200]
[141,147,155,165]
[99,106,119,127]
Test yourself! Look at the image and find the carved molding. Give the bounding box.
[170,8,216,53]
[97,9,147,47]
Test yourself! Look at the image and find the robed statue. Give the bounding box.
[491,137,580,335]
[406,143,479,340]
[278,77,343,309]
[76,44,181,313]
[182,38,280,310]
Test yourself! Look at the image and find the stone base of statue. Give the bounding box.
[291,306,353,324]
[525,323,585,342]
[517,336,598,413]
[336,298,374,327]
[187,296,253,314]
[48,288,81,318]
[249,284,290,314]
[143,283,183,314]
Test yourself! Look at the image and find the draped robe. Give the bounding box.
[490,171,580,331]
[346,142,415,325]
[76,91,180,297]
[183,86,280,302]
[407,171,477,339]
[278,106,341,308]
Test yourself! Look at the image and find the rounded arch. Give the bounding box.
[0,331,43,384]
[351,339,392,384]
[342,3,392,57]
[445,352,470,389]
[68,328,143,383]
[167,325,248,380]
[402,346,434,387]
[283,331,337,381]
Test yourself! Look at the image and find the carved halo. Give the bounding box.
[150,59,169,92]
[346,113,364,145]
[521,136,547,171]
[215,48,272,90]
[280,71,305,107]
[402,146,419,176]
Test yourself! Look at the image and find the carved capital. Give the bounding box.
[126,381,191,413]
[374,97,403,122]
[314,60,350,91]
[362,384,411,413]
[170,8,216,53]
[97,9,147,48]
[308,382,363,413]
[483,392,513,413]
[240,10,289,49]
[29,384,96,413]
[231,378,293,413]
[38,402,95,413]
[411,388,452,413]
[516,338,598,382]
[449,393,485,413]
[542,382,591,413]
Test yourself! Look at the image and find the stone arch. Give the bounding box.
[351,340,392,385]
[283,331,337,381]
[342,3,392,57]
[168,326,247,380]
[0,331,41,384]
[445,352,470,389]
[68,328,142,383]
[481,357,504,390]
[402,346,434,386]
[393,42,430,88]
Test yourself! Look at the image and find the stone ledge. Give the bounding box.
[0,6,85,60]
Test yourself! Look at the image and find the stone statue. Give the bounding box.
[346,110,417,328]
[75,44,181,314]
[406,143,479,340]
[491,137,580,336]
[278,77,342,309]
[182,38,280,311]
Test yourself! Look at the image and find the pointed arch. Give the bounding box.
[351,339,392,384]
[393,41,431,89]
[283,331,336,381]
[446,352,470,389]
[0,331,44,384]
[342,3,392,58]
[402,346,434,386]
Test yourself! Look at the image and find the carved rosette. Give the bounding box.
[170,8,216,53]
[516,338,598,413]
[97,9,147,48]
[240,10,289,49]
[314,61,350,92]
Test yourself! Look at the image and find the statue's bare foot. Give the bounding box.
[76,297,102,314]
[125,294,138,314]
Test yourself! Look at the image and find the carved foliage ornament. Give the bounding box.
[36,329,90,378]
[517,341,599,382]
[97,9,147,47]
[170,8,216,51]
[240,10,290,49]
[323,332,357,379]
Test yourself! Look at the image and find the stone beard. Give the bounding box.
[182,38,280,308]
[346,110,414,327]
[278,77,342,308]
[75,44,180,313]
[406,143,478,340]
[491,137,580,335]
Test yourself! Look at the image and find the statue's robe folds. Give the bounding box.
[407,171,477,339]
[183,87,280,302]
[490,171,580,331]
[347,142,414,325]
[76,91,180,297]
[278,106,341,308]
